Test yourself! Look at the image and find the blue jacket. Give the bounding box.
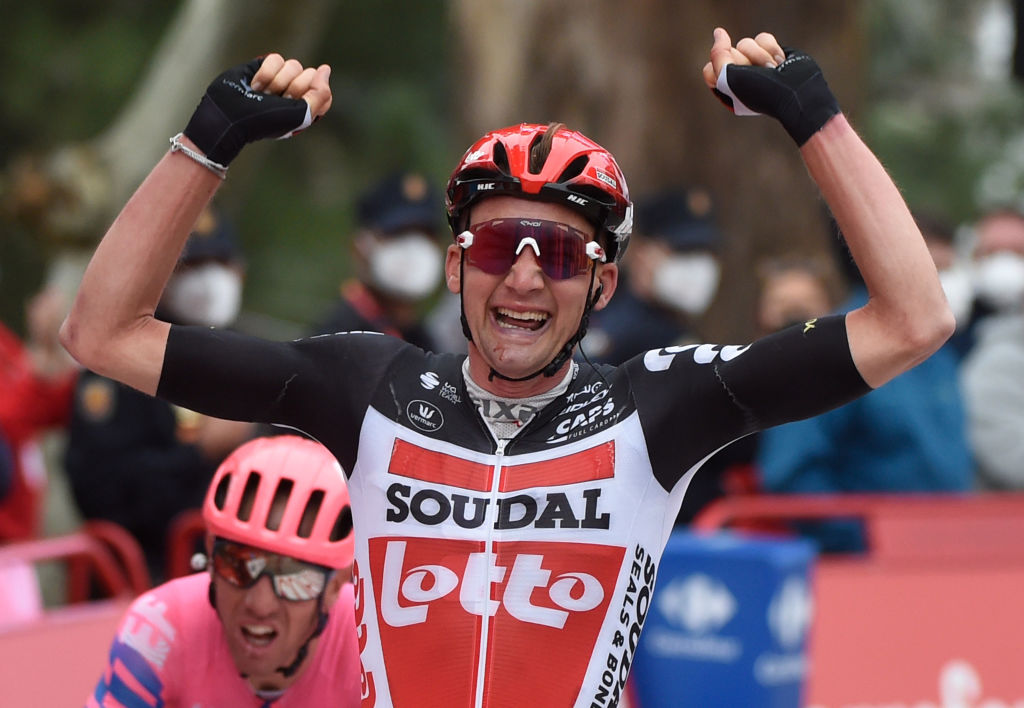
[755,288,973,550]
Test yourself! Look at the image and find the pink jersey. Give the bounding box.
[86,573,360,707]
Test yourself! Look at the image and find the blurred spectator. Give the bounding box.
[754,211,974,552]
[755,254,842,335]
[960,205,1024,490]
[581,185,721,364]
[65,207,256,580]
[0,284,77,541]
[312,171,443,351]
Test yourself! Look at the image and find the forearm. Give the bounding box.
[800,115,954,387]
[62,55,331,397]
[61,140,221,395]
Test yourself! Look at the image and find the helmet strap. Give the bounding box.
[275,595,330,678]
[459,252,473,342]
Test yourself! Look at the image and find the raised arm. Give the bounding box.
[704,28,954,388]
[60,54,332,395]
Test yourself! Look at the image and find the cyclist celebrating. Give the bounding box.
[86,435,359,707]
[65,29,953,706]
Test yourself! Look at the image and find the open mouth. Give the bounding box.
[242,624,278,647]
[495,307,548,332]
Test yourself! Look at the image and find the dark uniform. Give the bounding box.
[65,371,216,579]
[311,171,443,352]
[314,280,438,351]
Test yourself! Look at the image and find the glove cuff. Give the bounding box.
[184,94,244,167]
[787,75,840,147]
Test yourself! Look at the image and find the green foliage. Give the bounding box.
[5,0,1023,332]
[0,2,178,157]
[863,0,1024,225]
[1,0,451,333]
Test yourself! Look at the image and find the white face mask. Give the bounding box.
[650,253,720,315]
[973,251,1024,312]
[163,263,243,328]
[369,233,442,300]
[938,265,974,327]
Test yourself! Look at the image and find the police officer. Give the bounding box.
[581,186,722,365]
[311,171,444,351]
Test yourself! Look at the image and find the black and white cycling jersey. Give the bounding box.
[159,314,866,708]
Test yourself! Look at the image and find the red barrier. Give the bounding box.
[165,508,206,579]
[692,493,1024,706]
[0,522,150,604]
[0,523,151,706]
[0,598,131,706]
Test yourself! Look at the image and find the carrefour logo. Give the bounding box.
[406,400,443,432]
[656,573,736,634]
[767,576,813,649]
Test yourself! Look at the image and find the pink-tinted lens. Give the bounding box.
[466,218,595,280]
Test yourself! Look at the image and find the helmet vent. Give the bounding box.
[329,504,353,543]
[493,141,510,176]
[556,156,588,184]
[213,473,231,511]
[298,490,325,539]
[527,132,546,174]
[265,478,294,531]
[238,471,262,522]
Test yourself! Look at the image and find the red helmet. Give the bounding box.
[203,435,354,569]
[446,123,633,262]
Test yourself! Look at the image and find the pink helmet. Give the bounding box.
[203,435,354,569]
[446,123,633,262]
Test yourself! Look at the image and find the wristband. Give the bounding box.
[169,133,228,179]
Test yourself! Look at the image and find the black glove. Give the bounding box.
[183,58,313,166]
[712,47,839,147]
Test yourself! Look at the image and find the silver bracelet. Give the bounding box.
[168,132,228,180]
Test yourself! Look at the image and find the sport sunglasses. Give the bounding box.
[211,539,330,602]
[457,218,606,280]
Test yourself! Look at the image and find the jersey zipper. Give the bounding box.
[473,437,507,708]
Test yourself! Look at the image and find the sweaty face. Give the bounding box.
[214,571,340,690]
[445,196,616,395]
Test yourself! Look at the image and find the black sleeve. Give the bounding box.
[713,314,869,428]
[157,326,407,471]
[629,314,869,490]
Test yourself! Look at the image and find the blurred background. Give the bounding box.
[4,0,1024,344]
[6,0,1024,344]
[3,3,1024,704]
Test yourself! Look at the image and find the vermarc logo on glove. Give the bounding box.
[184,57,315,168]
